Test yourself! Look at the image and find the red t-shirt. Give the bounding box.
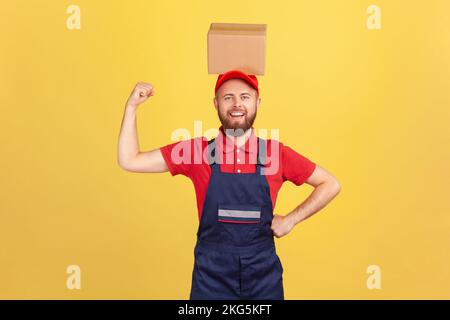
[160,126,316,220]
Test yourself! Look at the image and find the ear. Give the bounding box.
[256,97,261,109]
[213,96,218,111]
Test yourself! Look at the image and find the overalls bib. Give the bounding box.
[189,137,284,300]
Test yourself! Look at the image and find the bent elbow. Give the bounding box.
[118,158,131,171]
[332,179,341,194]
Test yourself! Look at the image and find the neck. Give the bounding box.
[223,127,253,148]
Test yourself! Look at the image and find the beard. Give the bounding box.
[218,107,257,136]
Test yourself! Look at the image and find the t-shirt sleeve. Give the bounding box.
[282,144,317,186]
[159,137,203,177]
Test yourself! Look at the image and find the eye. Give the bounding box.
[224,97,230,100]
[242,96,249,99]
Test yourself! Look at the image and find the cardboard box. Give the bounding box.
[207,23,267,75]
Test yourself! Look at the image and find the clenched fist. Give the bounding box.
[271,214,296,238]
[126,82,155,108]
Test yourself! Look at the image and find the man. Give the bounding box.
[117,70,341,300]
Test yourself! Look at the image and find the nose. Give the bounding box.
[233,97,244,108]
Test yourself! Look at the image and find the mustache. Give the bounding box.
[217,108,257,132]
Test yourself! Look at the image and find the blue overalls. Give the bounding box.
[189,137,284,300]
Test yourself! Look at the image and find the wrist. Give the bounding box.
[287,209,303,226]
[125,103,138,112]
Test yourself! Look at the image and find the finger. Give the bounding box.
[137,81,151,87]
[139,83,153,90]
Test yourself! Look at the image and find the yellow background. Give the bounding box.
[1,0,449,299]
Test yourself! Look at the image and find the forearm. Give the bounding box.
[117,105,140,166]
[287,181,341,226]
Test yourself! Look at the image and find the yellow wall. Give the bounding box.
[1,0,449,299]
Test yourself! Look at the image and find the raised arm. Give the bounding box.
[117,82,168,173]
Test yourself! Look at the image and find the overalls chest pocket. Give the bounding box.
[217,203,262,244]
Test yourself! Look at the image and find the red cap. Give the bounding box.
[214,70,259,96]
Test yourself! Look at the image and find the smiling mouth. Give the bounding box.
[229,111,245,118]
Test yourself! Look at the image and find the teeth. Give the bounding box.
[230,112,244,116]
